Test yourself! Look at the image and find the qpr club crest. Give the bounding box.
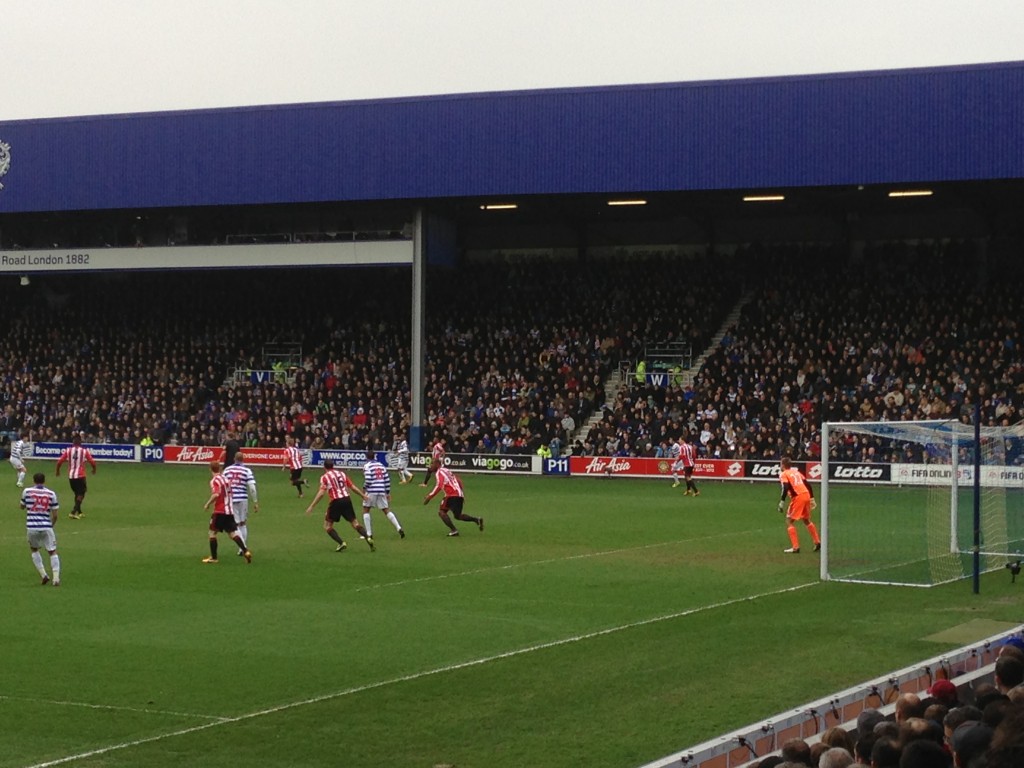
[0,139,9,189]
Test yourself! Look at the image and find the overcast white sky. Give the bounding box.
[5,0,1024,121]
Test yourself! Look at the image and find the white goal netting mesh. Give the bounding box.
[822,420,1024,586]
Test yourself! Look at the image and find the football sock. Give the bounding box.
[209,539,218,559]
[327,528,345,546]
[687,481,697,493]
[237,524,248,545]
[362,513,373,537]
[51,554,60,582]
[386,511,402,531]
[787,525,800,549]
[456,512,481,525]
[232,535,247,551]
[439,512,457,532]
[31,551,46,576]
[354,523,369,538]
[806,522,820,545]
[17,471,25,485]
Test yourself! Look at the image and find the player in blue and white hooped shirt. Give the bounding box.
[22,472,61,586]
[10,431,28,488]
[392,433,414,485]
[223,452,259,555]
[362,448,405,539]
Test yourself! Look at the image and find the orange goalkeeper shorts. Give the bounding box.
[788,496,811,521]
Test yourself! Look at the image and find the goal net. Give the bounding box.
[821,419,1024,586]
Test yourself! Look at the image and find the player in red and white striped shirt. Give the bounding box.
[678,436,699,496]
[281,436,308,497]
[54,434,97,519]
[419,437,446,487]
[305,459,374,552]
[423,465,483,537]
[202,461,251,564]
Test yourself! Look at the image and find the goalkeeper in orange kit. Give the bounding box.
[777,457,821,554]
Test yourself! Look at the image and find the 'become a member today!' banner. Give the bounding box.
[30,442,138,462]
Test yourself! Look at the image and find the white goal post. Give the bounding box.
[821,418,1024,587]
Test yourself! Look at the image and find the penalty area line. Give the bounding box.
[21,579,818,768]
[0,694,227,722]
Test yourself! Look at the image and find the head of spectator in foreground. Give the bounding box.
[809,742,829,767]
[858,708,886,740]
[950,720,993,768]
[943,705,982,748]
[927,679,959,709]
[899,717,943,747]
[922,703,948,727]
[875,720,900,740]
[985,703,1024,768]
[780,737,812,766]
[856,732,879,765]
[819,747,854,768]
[898,739,950,768]
[895,693,924,723]
[871,736,902,768]
[822,726,856,754]
[994,655,1024,693]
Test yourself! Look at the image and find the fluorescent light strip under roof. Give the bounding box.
[480,203,518,210]
[607,199,647,206]
[888,189,933,198]
[743,195,785,202]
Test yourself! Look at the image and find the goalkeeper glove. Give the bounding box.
[810,499,817,510]
[777,500,785,513]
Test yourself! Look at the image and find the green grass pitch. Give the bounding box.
[2,465,1021,768]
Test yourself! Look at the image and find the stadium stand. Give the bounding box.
[2,240,1024,465]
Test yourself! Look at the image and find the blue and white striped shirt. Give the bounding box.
[363,460,391,494]
[222,463,257,503]
[22,485,59,529]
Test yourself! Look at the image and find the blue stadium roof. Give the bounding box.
[0,61,1022,214]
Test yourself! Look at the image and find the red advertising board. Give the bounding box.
[163,445,288,466]
[568,456,736,478]
[566,457,823,481]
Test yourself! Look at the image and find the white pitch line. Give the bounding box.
[0,694,226,722]
[20,579,818,768]
[356,528,773,592]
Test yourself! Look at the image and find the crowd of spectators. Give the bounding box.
[586,239,1024,463]
[750,638,1024,767]
[0,253,735,455]
[2,239,1024,465]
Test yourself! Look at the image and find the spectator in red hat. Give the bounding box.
[928,679,960,708]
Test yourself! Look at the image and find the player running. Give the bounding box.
[306,459,374,552]
[420,437,445,487]
[282,436,308,497]
[392,433,414,485]
[362,448,405,539]
[423,464,483,537]
[10,431,28,488]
